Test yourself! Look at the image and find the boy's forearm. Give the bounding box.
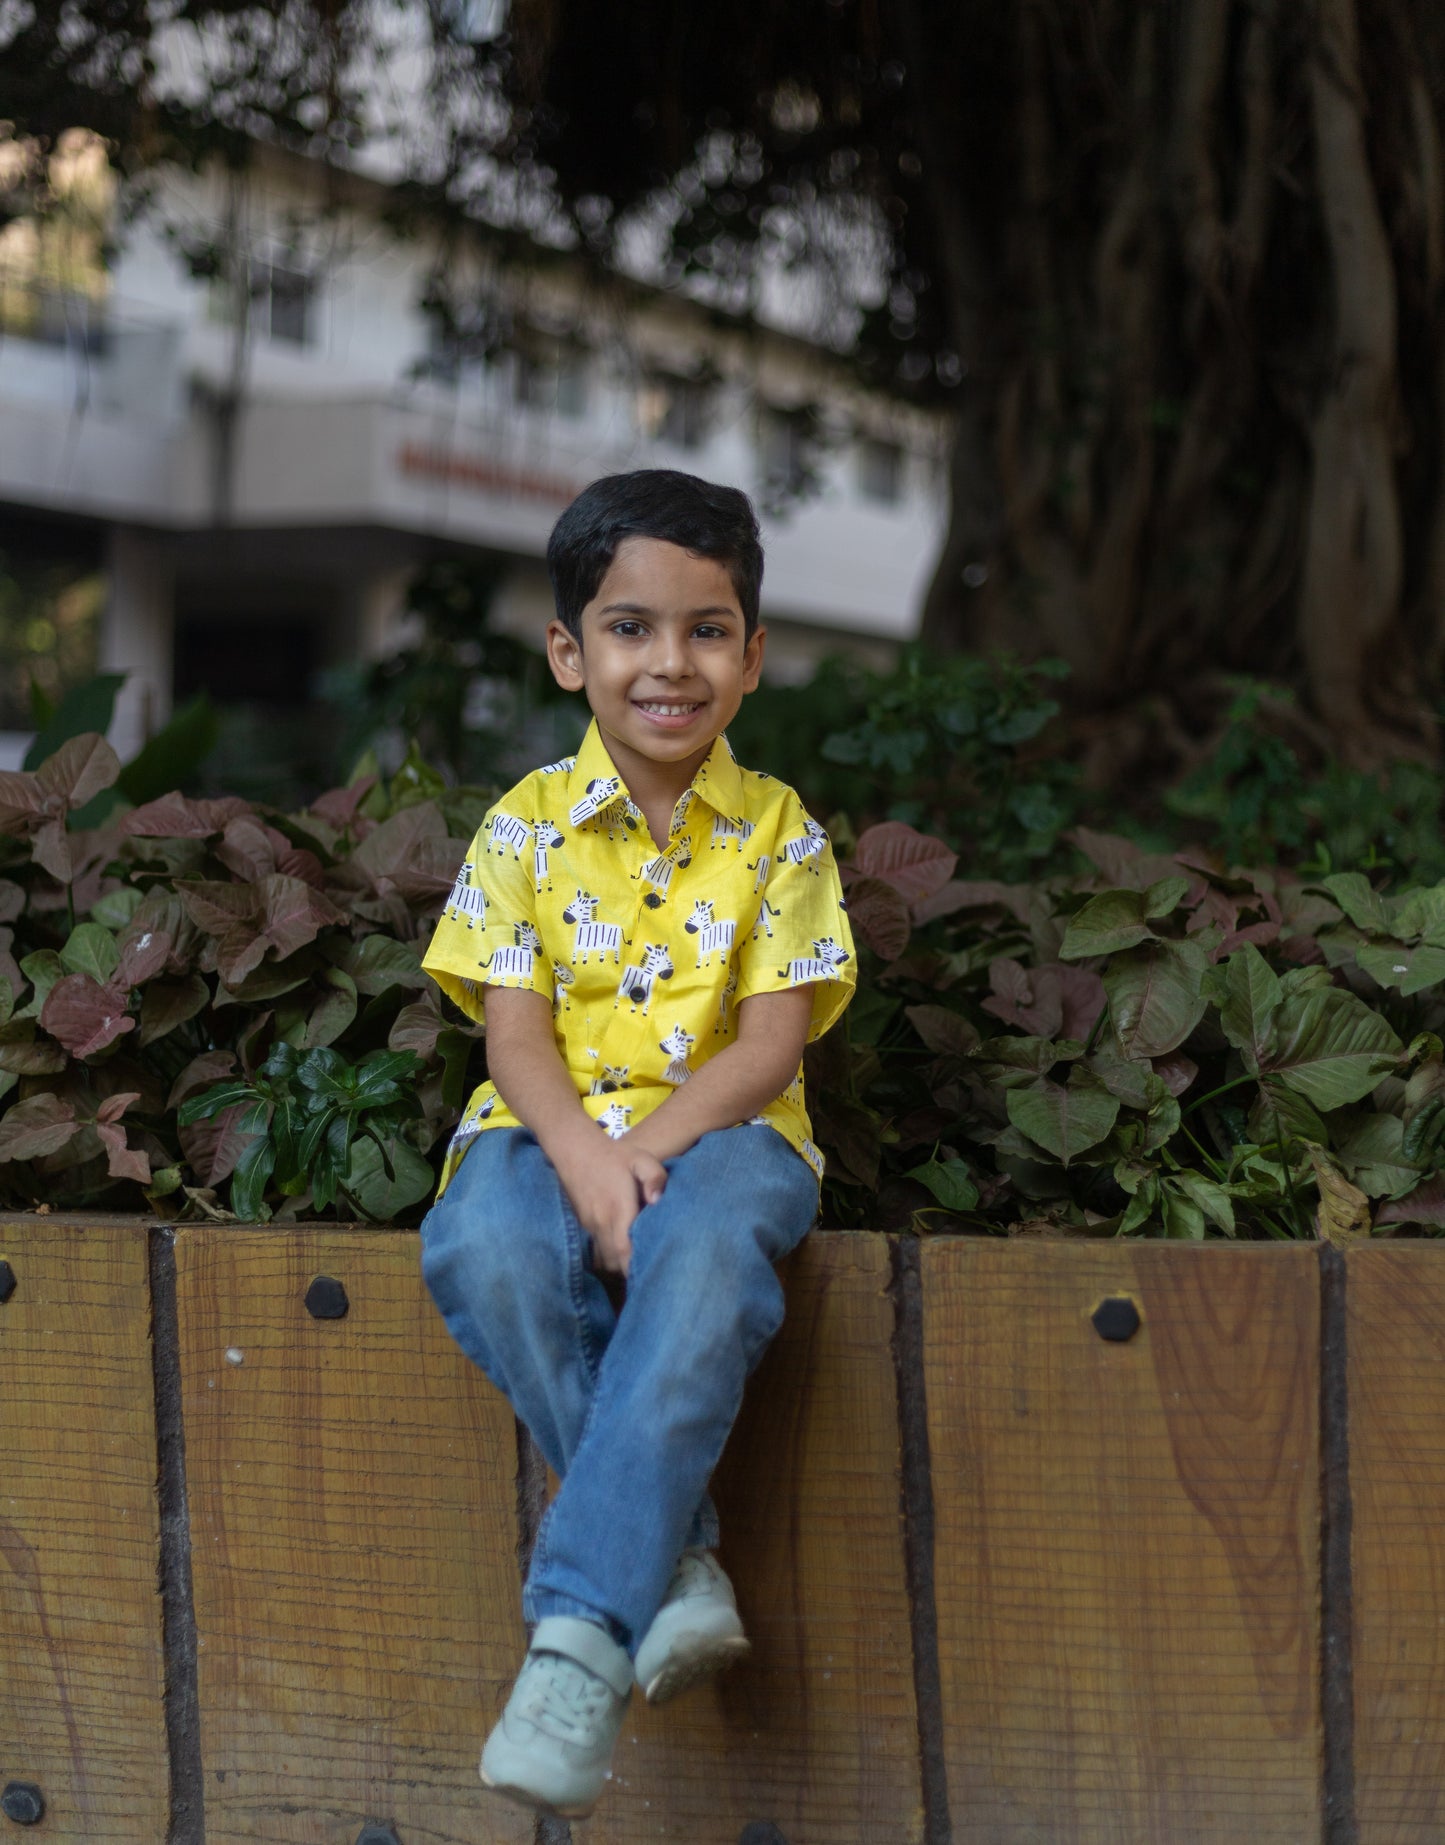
[483,989,597,1173]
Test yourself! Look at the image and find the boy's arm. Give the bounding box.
[626,985,814,1164]
[483,987,667,1274]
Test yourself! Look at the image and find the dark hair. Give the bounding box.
[547,469,764,641]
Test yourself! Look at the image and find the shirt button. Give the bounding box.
[644,892,663,909]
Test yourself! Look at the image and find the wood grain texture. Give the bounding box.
[578,1232,923,1845]
[924,1241,1321,1844]
[0,1216,168,1841]
[1349,1245,1445,1844]
[175,1226,531,1845]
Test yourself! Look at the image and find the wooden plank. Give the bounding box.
[1349,1245,1445,1844]
[579,1231,923,1845]
[924,1241,1321,1844]
[0,1217,168,1840]
[176,1226,531,1845]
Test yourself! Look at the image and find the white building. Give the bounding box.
[0,135,947,766]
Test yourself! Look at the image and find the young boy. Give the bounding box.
[418,469,855,1820]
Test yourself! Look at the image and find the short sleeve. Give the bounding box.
[733,796,856,1042]
[421,813,554,1022]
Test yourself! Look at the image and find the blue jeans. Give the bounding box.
[419,1122,818,1654]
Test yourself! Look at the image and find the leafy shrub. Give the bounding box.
[0,734,487,1222]
[812,820,1445,1239]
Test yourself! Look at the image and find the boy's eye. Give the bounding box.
[610,620,646,638]
[692,623,727,640]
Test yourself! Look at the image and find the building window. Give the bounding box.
[514,349,589,419]
[254,261,314,346]
[636,377,709,451]
[858,438,904,505]
[758,410,816,506]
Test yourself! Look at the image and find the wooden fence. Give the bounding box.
[2,1219,1443,1843]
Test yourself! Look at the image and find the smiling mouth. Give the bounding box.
[635,700,705,716]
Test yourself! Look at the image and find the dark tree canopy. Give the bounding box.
[7,0,1445,764]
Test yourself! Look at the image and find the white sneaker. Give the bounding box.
[479,1615,632,1818]
[633,1548,751,1704]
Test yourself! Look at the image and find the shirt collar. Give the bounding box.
[566,719,746,828]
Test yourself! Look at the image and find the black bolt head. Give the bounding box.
[739,1825,788,1845]
[1,1782,45,1825]
[1092,1295,1141,1343]
[0,1260,14,1304]
[305,1274,349,1320]
[356,1826,401,1845]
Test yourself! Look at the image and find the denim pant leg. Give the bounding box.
[525,1124,818,1653]
[419,1127,616,1485]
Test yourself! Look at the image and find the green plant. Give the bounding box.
[178,1043,433,1222]
[810,818,1445,1239]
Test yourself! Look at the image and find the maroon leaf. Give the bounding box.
[850,822,957,904]
[1152,1053,1199,1098]
[41,974,136,1058]
[213,925,268,988]
[177,880,258,935]
[180,1101,257,1187]
[96,1119,150,1184]
[96,1091,140,1125]
[116,928,174,989]
[167,1049,238,1111]
[904,1004,980,1058]
[310,778,377,827]
[257,874,345,960]
[1068,827,1186,891]
[912,879,1034,925]
[215,815,284,882]
[124,791,253,837]
[276,844,327,888]
[982,957,1057,1034]
[37,733,120,809]
[0,881,25,923]
[0,767,48,830]
[32,817,73,883]
[846,875,912,960]
[0,1026,67,1074]
[0,926,23,996]
[389,992,443,1060]
[1378,1180,1445,1228]
[0,1093,79,1161]
[353,803,448,890]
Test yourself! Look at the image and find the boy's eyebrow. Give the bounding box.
[595,600,741,619]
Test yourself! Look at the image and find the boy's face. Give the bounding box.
[546,536,765,789]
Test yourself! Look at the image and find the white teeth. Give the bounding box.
[638,702,701,714]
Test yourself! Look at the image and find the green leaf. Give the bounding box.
[1403,1060,1445,1166]
[1261,988,1403,1111]
[90,887,143,930]
[178,1081,259,1126]
[23,673,125,772]
[115,695,219,807]
[1005,1072,1120,1167]
[1058,889,1155,960]
[352,1048,425,1106]
[299,968,358,1050]
[333,934,427,995]
[18,950,64,1019]
[1392,884,1445,946]
[1105,941,1208,1060]
[1144,876,1190,920]
[1321,872,1395,934]
[0,977,13,1030]
[1356,941,1445,997]
[1215,945,1283,1070]
[228,1134,275,1223]
[1160,1188,1208,1241]
[1334,1113,1422,1201]
[59,922,120,985]
[343,1133,435,1220]
[906,1157,979,1213]
[1173,1170,1236,1236]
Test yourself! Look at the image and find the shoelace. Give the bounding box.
[670,1550,721,1602]
[516,1653,614,1745]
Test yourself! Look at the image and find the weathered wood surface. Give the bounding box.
[1349,1246,1445,1845]
[175,1226,531,1845]
[578,1232,923,1845]
[0,1217,168,1841]
[924,1241,1321,1843]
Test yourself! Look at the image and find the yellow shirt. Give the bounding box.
[422,719,856,1195]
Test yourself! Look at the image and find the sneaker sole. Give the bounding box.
[479,1765,596,1821]
[641,1631,752,1705]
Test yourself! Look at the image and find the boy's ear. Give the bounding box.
[741,625,766,693]
[546,619,585,691]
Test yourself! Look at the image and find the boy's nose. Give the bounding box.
[649,629,695,678]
